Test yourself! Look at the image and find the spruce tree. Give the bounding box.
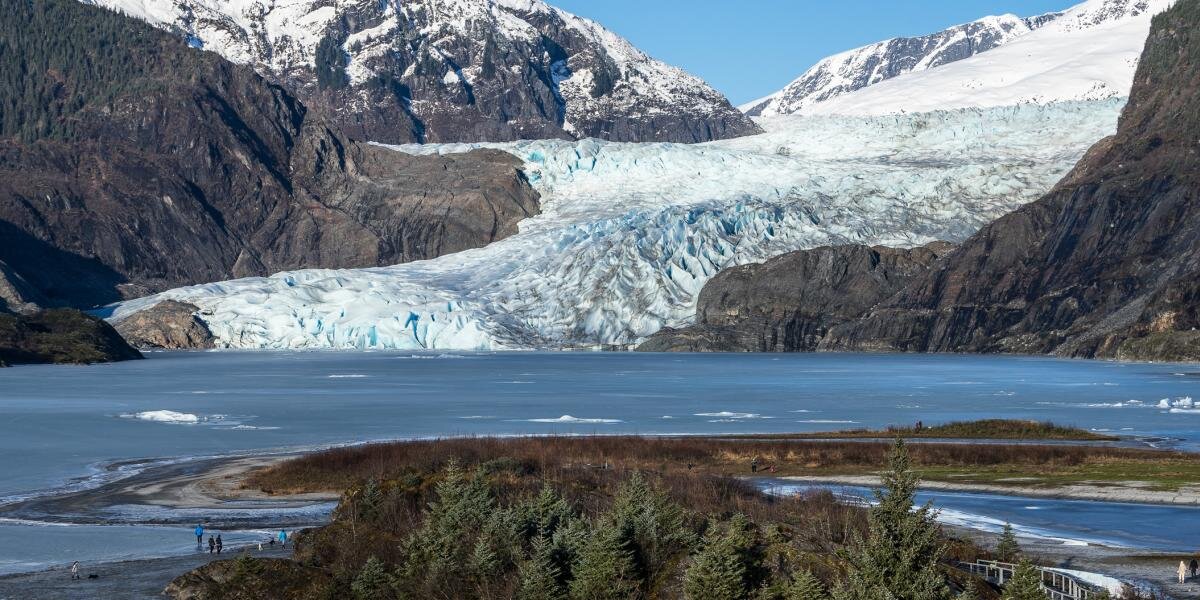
[568,521,640,600]
[996,523,1021,562]
[956,578,984,600]
[352,556,393,600]
[396,460,496,594]
[519,536,568,600]
[610,472,698,593]
[1001,560,1048,600]
[683,524,747,600]
[832,438,951,600]
[784,568,827,600]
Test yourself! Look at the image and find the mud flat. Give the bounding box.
[0,454,339,529]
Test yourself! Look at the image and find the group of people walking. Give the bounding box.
[196,525,224,554]
[1177,558,1199,583]
[193,524,289,555]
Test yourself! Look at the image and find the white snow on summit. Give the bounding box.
[805,0,1174,116]
[744,12,1055,116]
[79,0,748,141]
[109,100,1125,350]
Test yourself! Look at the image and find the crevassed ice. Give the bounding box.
[110,100,1124,350]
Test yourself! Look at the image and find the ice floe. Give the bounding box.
[524,415,623,424]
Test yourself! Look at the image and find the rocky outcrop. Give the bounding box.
[638,243,953,352]
[824,0,1200,361]
[0,309,142,367]
[0,260,45,315]
[84,0,759,144]
[164,557,329,600]
[113,301,215,350]
[0,0,540,309]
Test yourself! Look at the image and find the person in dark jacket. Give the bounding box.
[208,535,216,554]
[1191,558,1198,578]
[215,534,223,554]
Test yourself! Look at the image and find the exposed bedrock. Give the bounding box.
[638,243,953,352]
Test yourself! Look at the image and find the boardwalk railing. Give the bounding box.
[954,559,1104,600]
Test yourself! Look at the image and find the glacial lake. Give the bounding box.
[1,351,1198,571]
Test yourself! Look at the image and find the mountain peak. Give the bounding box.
[82,0,758,144]
[750,0,1173,117]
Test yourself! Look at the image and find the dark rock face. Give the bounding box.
[0,0,539,309]
[638,243,953,352]
[114,301,215,350]
[0,309,142,367]
[826,0,1200,361]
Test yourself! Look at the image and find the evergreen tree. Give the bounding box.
[956,578,984,600]
[352,556,393,600]
[684,524,747,600]
[833,438,951,600]
[610,472,698,593]
[518,536,568,600]
[568,521,640,600]
[996,523,1021,562]
[1001,560,1048,600]
[396,460,497,594]
[783,568,827,600]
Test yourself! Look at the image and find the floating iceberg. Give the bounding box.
[524,415,623,424]
[120,410,200,424]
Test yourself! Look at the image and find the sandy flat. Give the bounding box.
[0,454,339,528]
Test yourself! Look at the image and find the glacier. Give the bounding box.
[109,100,1125,350]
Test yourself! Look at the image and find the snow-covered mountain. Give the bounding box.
[742,13,1059,116]
[81,0,757,143]
[749,0,1170,116]
[109,100,1125,350]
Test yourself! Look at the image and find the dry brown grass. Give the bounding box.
[247,435,1187,496]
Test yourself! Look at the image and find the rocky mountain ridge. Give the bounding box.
[743,13,1058,116]
[0,0,540,310]
[748,0,1167,116]
[82,0,759,144]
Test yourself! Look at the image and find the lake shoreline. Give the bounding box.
[772,475,1200,506]
[0,453,338,530]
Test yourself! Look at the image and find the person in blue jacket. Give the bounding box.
[194,524,204,546]
[278,529,288,548]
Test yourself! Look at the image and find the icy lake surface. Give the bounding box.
[1,351,1198,570]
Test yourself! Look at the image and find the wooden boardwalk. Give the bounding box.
[955,559,1105,600]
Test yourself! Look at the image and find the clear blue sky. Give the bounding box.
[551,0,1070,105]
